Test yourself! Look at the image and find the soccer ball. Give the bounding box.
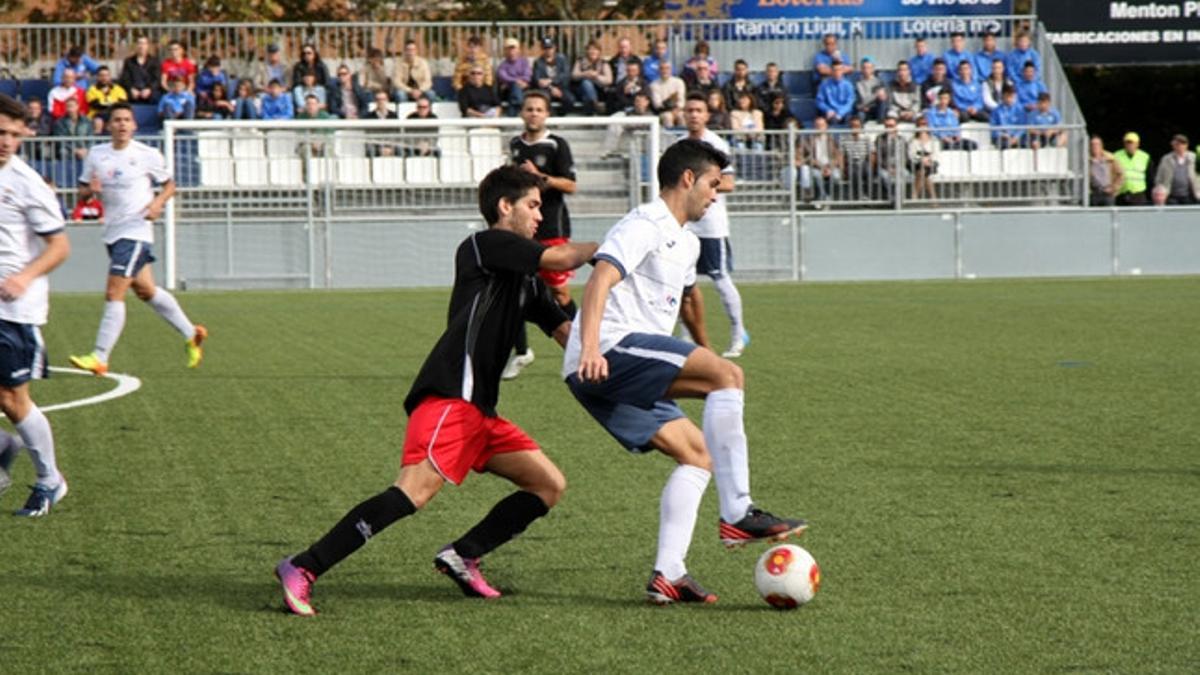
[754,544,820,609]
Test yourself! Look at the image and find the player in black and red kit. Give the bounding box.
[274,166,598,616]
[502,89,577,380]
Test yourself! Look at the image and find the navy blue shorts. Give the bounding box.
[696,236,733,279]
[107,239,156,278]
[0,320,47,388]
[566,333,697,453]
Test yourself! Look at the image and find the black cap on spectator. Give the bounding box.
[541,37,554,49]
[267,44,280,53]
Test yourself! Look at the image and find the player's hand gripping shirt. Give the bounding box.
[80,140,171,244]
[562,198,698,378]
[0,155,65,325]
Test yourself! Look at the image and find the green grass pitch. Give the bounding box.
[2,278,1198,672]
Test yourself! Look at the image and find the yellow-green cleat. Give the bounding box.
[68,352,108,376]
[186,325,208,369]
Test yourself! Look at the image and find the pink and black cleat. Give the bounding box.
[434,544,501,599]
[275,557,317,616]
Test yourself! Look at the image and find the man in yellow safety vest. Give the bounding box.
[1114,131,1150,205]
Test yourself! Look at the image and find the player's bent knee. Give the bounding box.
[533,470,567,508]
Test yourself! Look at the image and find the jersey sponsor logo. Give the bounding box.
[534,154,547,168]
[1,188,15,207]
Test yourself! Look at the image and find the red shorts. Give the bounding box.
[402,396,538,485]
[537,236,573,288]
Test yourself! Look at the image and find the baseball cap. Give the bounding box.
[504,37,519,48]
[1123,132,1139,144]
[267,44,280,53]
[541,37,554,49]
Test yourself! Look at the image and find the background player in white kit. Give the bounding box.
[0,94,72,517]
[677,92,749,358]
[564,139,805,604]
[68,102,206,375]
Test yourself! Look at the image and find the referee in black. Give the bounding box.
[502,89,577,380]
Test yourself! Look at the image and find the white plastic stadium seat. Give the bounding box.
[1036,147,1069,175]
[305,157,334,184]
[333,130,367,158]
[198,158,233,186]
[1002,149,1035,176]
[337,158,372,185]
[405,157,439,184]
[438,127,469,157]
[468,128,504,157]
[938,150,970,178]
[473,155,506,182]
[196,131,230,158]
[969,149,1002,177]
[266,131,301,157]
[439,155,473,184]
[234,158,270,186]
[269,158,303,186]
[432,102,461,119]
[371,157,405,185]
[231,130,265,158]
[961,122,991,150]
[396,102,417,119]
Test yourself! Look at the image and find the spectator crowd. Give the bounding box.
[12,30,1198,207]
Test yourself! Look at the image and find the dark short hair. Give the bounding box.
[0,93,27,123]
[1001,84,1015,95]
[109,101,133,116]
[734,58,748,68]
[932,58,946,67]
[685,91,707,105]
[268,78,283,87]
[897,59,909,68]
[67,45,83,58]
[405,39,417,47]
[658,138,730,189]
[467,35,482,46]
[478,165,545,227]
[522,89,551,110]
[766,61,778,69]
[305,94,318,101]
[205,56,221,67]
[951,31,965,38]
[1037,92,1051,102]
[1023,60,1035,70]
[97,65,110,73]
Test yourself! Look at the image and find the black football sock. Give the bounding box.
[514,324,529,356]
[453,491,550,559]
[293,486,416,577]
[560,299,577,320]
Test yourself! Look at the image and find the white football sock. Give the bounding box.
[16,407,61,489]
[654,464,710,581]
[146,287,195,338]
[704,388,753,523]
[713,274,746,344]
[93,300,126,362]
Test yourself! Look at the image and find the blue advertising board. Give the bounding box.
[666,0,1013,20]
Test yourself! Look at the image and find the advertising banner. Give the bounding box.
[1042,0,1200,64]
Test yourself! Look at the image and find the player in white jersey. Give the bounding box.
[676,92,750,358]
[0,94,72,516]
[67,103,206,376]
[564,139,806,605]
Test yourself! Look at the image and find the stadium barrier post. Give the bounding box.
[788,122,800,282]
[163,121,177,291]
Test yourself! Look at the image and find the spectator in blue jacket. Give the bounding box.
[1015,62,1048,112]
[973,31,1006,83]
[989,85,1026,148]
[941,32,973,79]
[909,37,935,86]
[1028,92,1064,148]
[532,38,574,111]
[816,60,855,125]
[157,76,196,120]
[1005,31,1042,82]
[812,34,846,83]
[642,39,670,84]
[261,79,295,120]
[53,45,101,88]
[195,56,230,102]
[950,61,988,122]
[925,90,976,149]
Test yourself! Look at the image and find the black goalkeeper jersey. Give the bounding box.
[403,228,569,417]
[509,133,575,240]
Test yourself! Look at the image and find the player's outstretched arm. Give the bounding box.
[539,241,598,271]
[577,260,621,383]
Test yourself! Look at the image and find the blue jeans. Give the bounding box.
[234,98,259,119]
[502,83,525,115]
[396,88,437,102]
[576,79,601,113]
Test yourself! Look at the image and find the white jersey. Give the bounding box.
[80,140,171,244]
[563,198,699,377]
[678,129,734,239]
[0,155,65,325]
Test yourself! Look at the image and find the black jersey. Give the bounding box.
[403,229,569,417]
[509,133,575,240]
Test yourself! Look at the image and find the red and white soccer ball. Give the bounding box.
[754,544,820,609]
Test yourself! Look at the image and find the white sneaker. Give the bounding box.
[722,331,750,359]
[501,349,535,380]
